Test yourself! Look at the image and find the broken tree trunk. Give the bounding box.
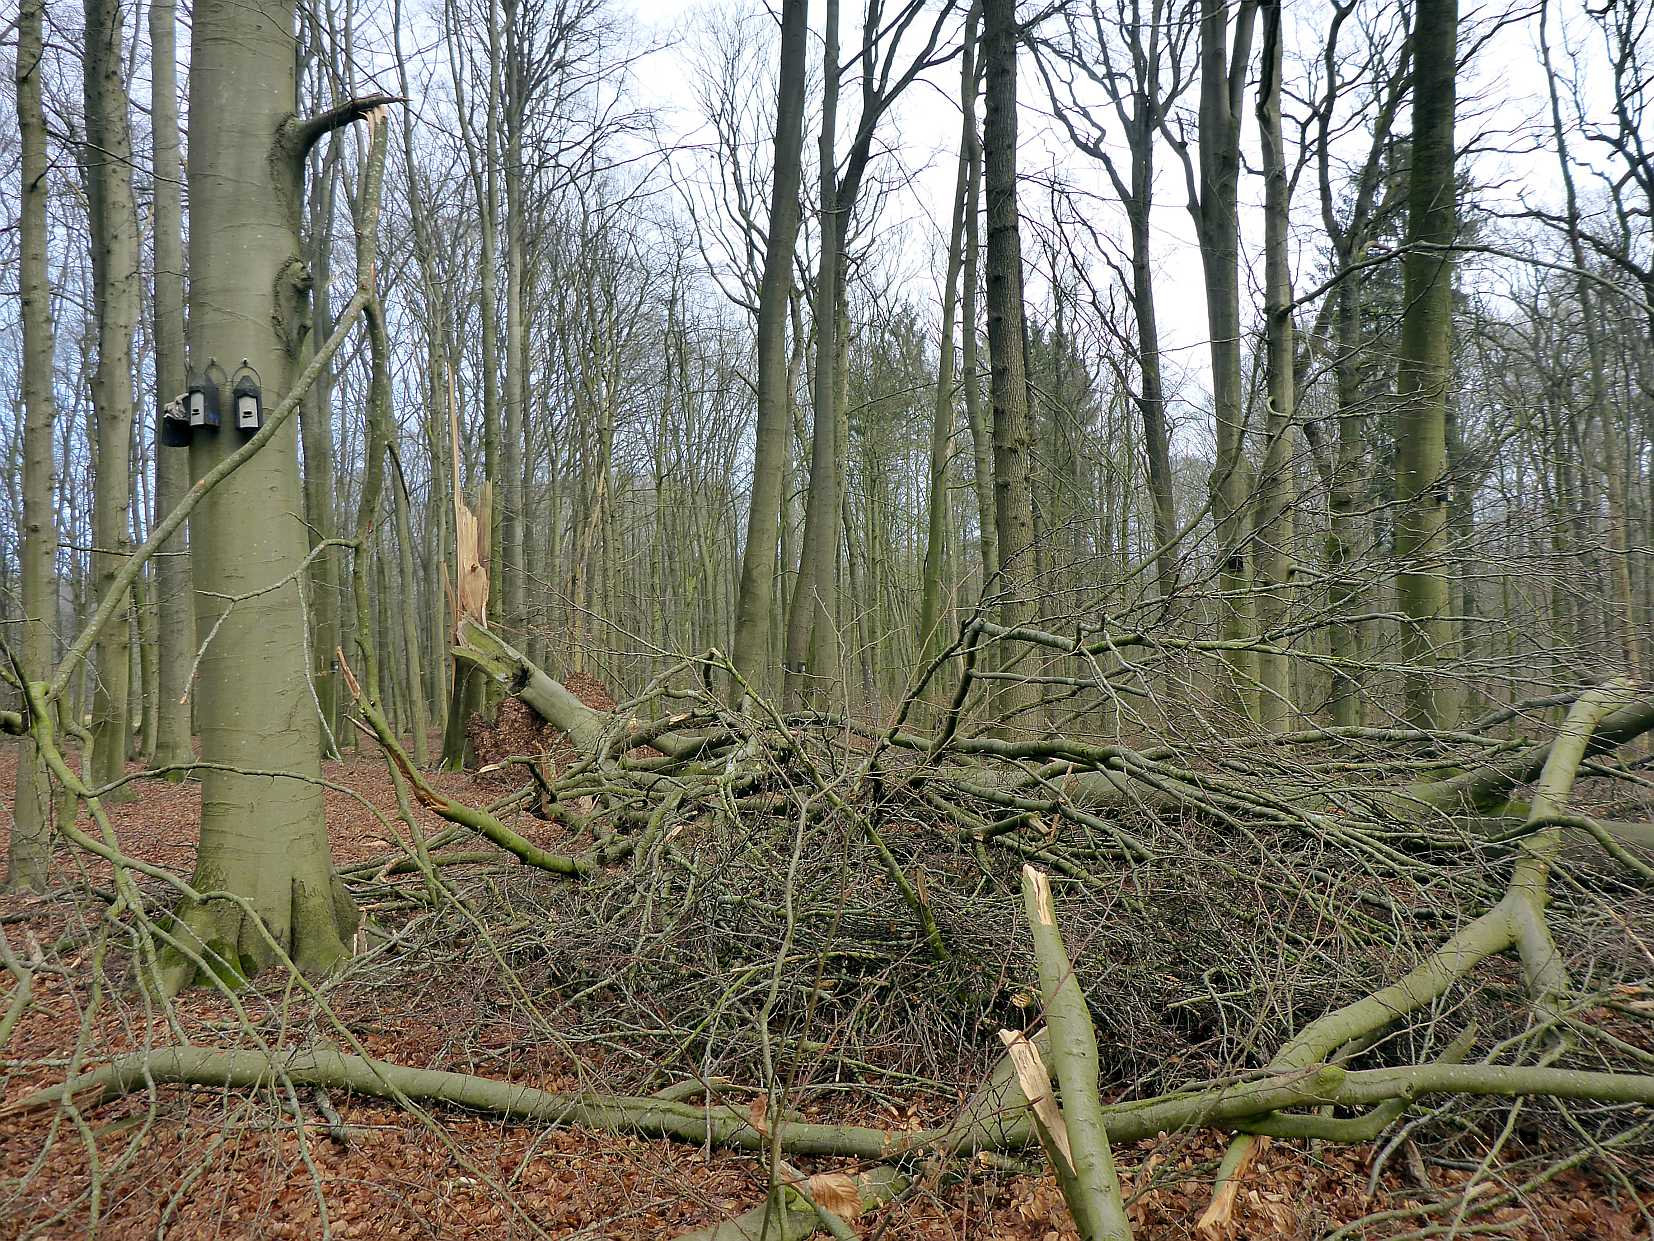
[451,619,706,763]
[1019,865,1133,1241]
[453,619,607,753]
[440,374,491,770]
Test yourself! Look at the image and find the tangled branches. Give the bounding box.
[2,620,1652,1236]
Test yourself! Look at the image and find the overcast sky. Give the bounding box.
[604,1,1595,446]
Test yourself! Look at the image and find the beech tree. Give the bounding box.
[1394,0,1459,730]
[983,0,1040,726]
[7,0,57,890]
[730,0,808,701]
[1170,0,1258,720]
[82,0,139,797]
[164,0,388,981]
[148,0,194,774]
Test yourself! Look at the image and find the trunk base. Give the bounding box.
[162,867,357,993]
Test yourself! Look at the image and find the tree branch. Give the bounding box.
[282,94,406,160]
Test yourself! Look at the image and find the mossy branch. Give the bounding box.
[339,650,594,878]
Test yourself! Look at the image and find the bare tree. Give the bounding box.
[148,0,194,772]
[1394,0,1459,729]
[6,0,59,888]
[984,0,1039,725]
[1165,0,1258,720]
[730,0,809,702]
[83,0,140,797]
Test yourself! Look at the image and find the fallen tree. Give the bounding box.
[10,642,1653,1236]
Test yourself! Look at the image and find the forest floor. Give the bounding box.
[0,684,1648,1238]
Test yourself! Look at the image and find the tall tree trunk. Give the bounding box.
[393,0,450,739]
[1190,0,1258,722]
[351,277,391,709]
[502,12,527,640]
[1325,277,1369,726]
[730,0,808,702]
[84,0,139,798]
[7,0,58,889]
[984,0,1040,727]
[301,148,343,757]
[150,0,195,772]
[1394,0,1459,730]
[391,449,431,767]
[147,0,195,774]
[964,80,997,592]
[135,549,158,761]
[482,10,503,631]
[1313,10,1406,728]
[918,24,976,677]
[783,0,843,711]
[1127,207,1177,601]
[1112,0,1182,605]
[1541,4,1643,681]
[1253,0,1295,731]
[171,0,363,983]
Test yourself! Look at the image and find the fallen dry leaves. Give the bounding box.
[0,717,1649,1238]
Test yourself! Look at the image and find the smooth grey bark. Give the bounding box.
[149,0,195,773]
[1394,0,1459,730]
[349,237,391,710]
[449,0,504,627]
[390,449,431,766]
[1312,8,1407,727]
[393,0,451,742]
[134,545,158,761]
[730,0,808,702]
[1540,3,1643,681]
[83,0,140,798]
[171,0,363,982]
[782,0,948,709]
[1117,22,1180,605]
[480,7,504,628]
[7,0,58,890]
[1042,0,1189,600]
[502,0,528,638]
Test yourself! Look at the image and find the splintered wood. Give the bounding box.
[450,371,490,632]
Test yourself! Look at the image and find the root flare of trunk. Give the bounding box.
[162,869,358,992]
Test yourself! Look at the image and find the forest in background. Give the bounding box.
[3,0,1654,1235]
